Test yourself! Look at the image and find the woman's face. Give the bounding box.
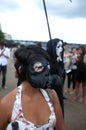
[56,41,63,56]
[64,44,68,51]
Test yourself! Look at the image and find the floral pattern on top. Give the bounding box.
[10,85,56,130]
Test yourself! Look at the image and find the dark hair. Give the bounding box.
[14,45,50,81]
[78,45,86,55]
[63,42,67,46]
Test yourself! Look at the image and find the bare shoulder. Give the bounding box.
[0,88,17,129]
[51,89,59,102]
[50,89,63,116]
[0,88,17,115]
[84,54,86,56]
[51,89,66,130]
[84,54,86,59]
[1,88,17,102]
[83,54,86,64]
[47,89,61,107]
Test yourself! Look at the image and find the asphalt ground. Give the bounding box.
[0,52,86,130]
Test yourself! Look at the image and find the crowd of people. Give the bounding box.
[0,39,86,130]
[63,43,86,102]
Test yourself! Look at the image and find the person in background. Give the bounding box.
[0,45,66,130]
[0,41,10,89]
[72,46,86,102]
[46,38,66,117]
[69,47,78,94]
[63,43,72,93]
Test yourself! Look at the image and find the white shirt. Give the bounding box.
[0,47,10,66]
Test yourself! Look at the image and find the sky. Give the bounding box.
[0,0,86,44]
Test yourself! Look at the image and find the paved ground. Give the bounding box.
[0,53,86,130]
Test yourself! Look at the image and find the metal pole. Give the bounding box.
[43,0,52,40]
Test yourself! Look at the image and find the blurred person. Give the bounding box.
[46,38,66,116]
[63,43,72,93]
[0,45,66,130]
[72,46,86,102]
[69,47,78,94]
[0,41,10,89]
[47,38,65,79]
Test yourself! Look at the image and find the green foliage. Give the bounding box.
[0,29,5,42]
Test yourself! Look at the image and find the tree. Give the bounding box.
[0,27,5,42]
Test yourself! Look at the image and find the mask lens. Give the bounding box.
[33,62,44,72]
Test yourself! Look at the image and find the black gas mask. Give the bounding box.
[27,57,52,89]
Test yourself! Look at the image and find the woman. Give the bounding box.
[69,47,78,94]
[63,43,72,93]
[72,46,86,102]
[0,45,66,130]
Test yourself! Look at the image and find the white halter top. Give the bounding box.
[7,84,56,130]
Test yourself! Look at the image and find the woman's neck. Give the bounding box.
[21,81,40,97]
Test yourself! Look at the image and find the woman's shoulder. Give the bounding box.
[0,88,18,129]
[0,88,17,113]
[46,89,59,104]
